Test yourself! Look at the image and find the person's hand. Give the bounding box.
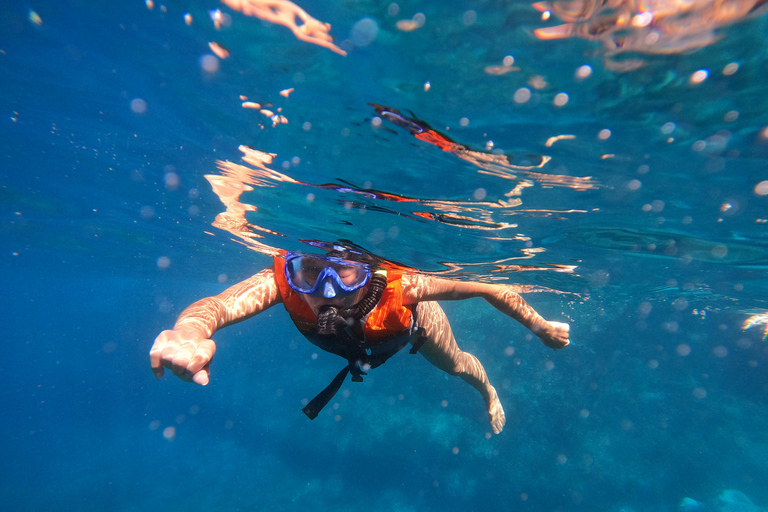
[538,321,570,350]
[149,329,216,385]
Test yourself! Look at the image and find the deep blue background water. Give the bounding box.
[3,1,768,511]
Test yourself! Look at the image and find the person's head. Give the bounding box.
[284,251,372,314]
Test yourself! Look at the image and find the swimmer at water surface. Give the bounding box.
[149,244,570,433]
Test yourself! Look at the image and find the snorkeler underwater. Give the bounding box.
[150,242,571,434]
[4,0,768,511]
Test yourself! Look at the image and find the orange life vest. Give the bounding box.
[273,256,413,344]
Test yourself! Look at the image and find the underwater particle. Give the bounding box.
[557,453,567,464]
[157,256,171,269]
[200,54,219,73]
[690,69,709,84]
[242,101,261,109]
[280,88,294,97]
[218,273,228,284]
[485,64,518,75]
[209,8,231,30]
[397,13,425,31]
[184,13,193,25]
[579,408,589,418]
[371,116,382,128]
[661,122,675,134]
[676,344,691,356]
[163,426,176,440]
[306,193,315,203]
[691,140,706,151]
[724,110,739,122]
[544,360,555,370]
[692,387,707,399]
[452,446,460,454]
[528,75,548,89]
[553,92,569,106]
[631,11,653,27]
[350,17,379,47]
[711,244,728,259]
[627,179,641,191]
[513,87,531,103]
[291,156,300,165]
[395,19,418,31]
[462,10,477,26]
[521,493,528,501]
[575,65,592,79]
[761,126,768,139]
[140,205,155,219]
[146,0,154,10]
[164,172,180,190]
[302,121,311,130]
[388,3,399,16]
[672,297,688,311]
[459,117,469,127]
[130,98,147,114]
[754,180,768,195]
[29,10,42,25]
[648,359,658,369]
[598,129,611,140]
[504,346,515,356]
[208,42,230,59]
[503,55,515,67]
[440,400,448,407]
[424,81,430,91]
[723,62,739,75]
[713,345,728,358]
[473,188,487,200]
[149,420,161,430]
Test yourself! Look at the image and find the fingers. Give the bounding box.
[149,330,216,384]
[192,365,210,386]
[187,340,216,375]
[149,331,173,380]
[540,321,571,350]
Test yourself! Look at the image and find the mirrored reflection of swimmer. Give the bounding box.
[149,244,570,434]
[533,0,768,70]
[369,103,553,173]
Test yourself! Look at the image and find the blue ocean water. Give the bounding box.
[3,1,768,511]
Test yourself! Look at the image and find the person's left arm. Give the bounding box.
[401,273,569,350]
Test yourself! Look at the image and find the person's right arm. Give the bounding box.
[149,266,282,385]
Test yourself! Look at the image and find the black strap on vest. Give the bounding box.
[302,326,414,420]
[302,364,352,420]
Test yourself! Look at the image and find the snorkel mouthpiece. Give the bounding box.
[316,268,388,337]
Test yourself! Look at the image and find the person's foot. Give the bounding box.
[488,386,506,434]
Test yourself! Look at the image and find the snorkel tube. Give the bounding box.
[316,268,388,337]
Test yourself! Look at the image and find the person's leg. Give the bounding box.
[413,301,506,434]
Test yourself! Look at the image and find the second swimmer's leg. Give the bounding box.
[413,301,506,434]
